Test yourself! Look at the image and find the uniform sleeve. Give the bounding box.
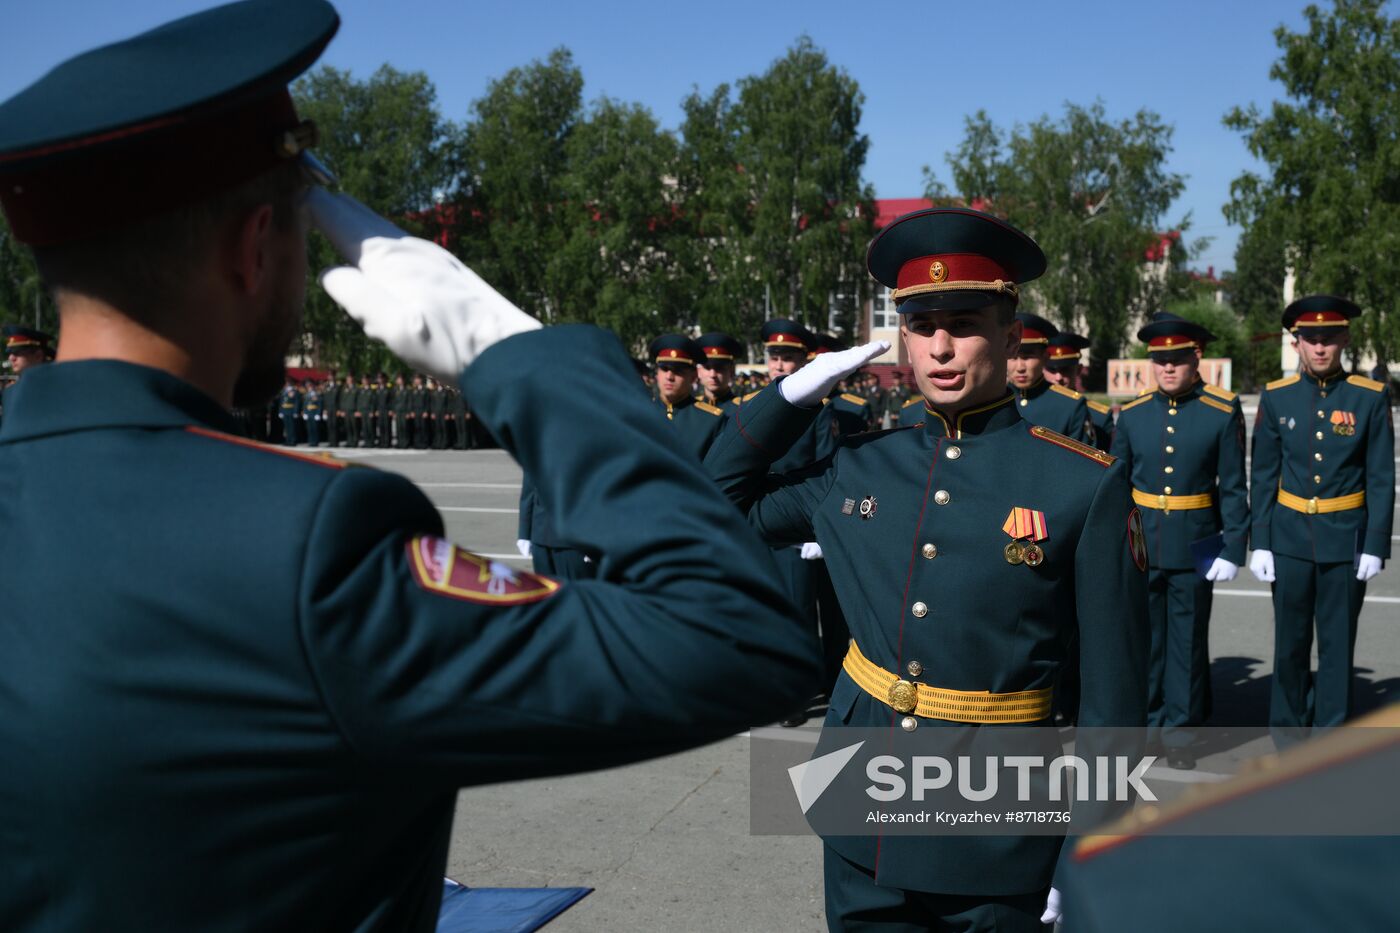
[698,409,729,461]
[516,472,535,541]
[1069,398,1091,444]
[297,326,820,785]
[1216,405,1250,565]
[702,383,838,547]
[1363,388,1395,558]
[1250,391,1282,551]
[1108,410,1134,484]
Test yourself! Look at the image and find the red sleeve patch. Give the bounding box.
[406,536,561,604]
[1127,508,1148,572]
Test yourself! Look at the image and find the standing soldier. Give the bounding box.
[391,373,410,449]
[362,374,379,447]
[278,376,300,446]
[374,372,392,448]
[815,333,875,437]
[302,378,321,447]
[706,207,1147,930]
[320,371,339,447]
[885,370,912,428]
[429,377,450,449]
[452,386,472,450]
[1009,312,1092,442]
[1046,331,1114,451]
[650,335,728,460]
[4,325,54,379]
[1249,295,1394,743]
[696,331,743,410]
[346,373,365,448]
[1112,315,1248,769]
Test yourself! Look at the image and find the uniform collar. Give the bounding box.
[707,389,734,406]
[922,391,1019,440]
[1155,381,1203,405]
[0,359,237,442]
[1301,367,1345,389]
[661,394,695,414]
[1012,375,1048,401]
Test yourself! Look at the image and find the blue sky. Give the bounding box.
[5,0,1324,273]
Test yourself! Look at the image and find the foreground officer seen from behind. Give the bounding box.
[1111,313,1249,769]
[0,2,821,929]
[705,207,1148,932]
[1249,295,1394,744]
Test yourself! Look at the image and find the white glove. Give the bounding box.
[515,539,532,559]
[800,542,823,560]
[778,341,891,408]
[1249,549,1275,583]
[1357,554,1383,582]
[308,189,541,383]
[1205,557,1238,582]
[1040,886,1062,925]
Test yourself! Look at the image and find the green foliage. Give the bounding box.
[1224,0,1400,364]
[1225,223,1286,388]
[926,103,1197,378]
[0,213,53,335]
[294,64,456,374]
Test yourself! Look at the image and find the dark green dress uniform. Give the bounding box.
[302,383,321,446]
[830,391,874,437]
[1047,331,1114,451]
[892,393,923,427]
[1060,702,1400,932]
[278,383,301,445]
[1251,296,1395,738]
[649,335,729,461]
[430,384,450,448]
[375,377,393,448]
[1111,317,1248,759]
[1013,314,1091,443]
[451,388,472,449]
[321,379,339,447]
[348,378,369,448]
[697,331,743,411]
[391,380,410,449]
[708,208,1148,931]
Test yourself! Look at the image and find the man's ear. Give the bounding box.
[230,203,276,296]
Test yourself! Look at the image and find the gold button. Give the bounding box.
[1314,453,1323,462]
[911,602,928,618]
[922,543,938,559]
[946,446,962,460]
[1164,486,1173,494]
[1314,475,1322,484]
[1165,445,1175,454]
[901,716,919,732]
[1315,431,1324,440]
[934,490,950,505]
[1167,425,1175,434]
[1168,409,1177,416]
[1321,391,1328,398]
[1317,410,1325,418]
[1165,466,1174,474]
[1020,399,1028,407]
[907,660,923,677]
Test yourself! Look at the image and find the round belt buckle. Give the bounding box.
[1307,498,1319,515]
[888,680,918,714]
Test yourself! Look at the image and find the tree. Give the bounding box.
[293,64,456,373]
[1225,223,1287,388]
[926,104,1196,382]
[0,214,53,335]
[1224,0,1400,366]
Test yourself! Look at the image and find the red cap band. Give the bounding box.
[896,253,1012,291]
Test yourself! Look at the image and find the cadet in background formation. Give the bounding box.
[816,333,877,436]
[0,326,54,425]
[302,378,322,447]
[649,334,728,460]
[1248,295,1394,744]
[1046,331,1114,451]
[1008,312,1093,442]
[1111,314,1249,769]
[320,371,340,447]
[429,378,449,448]
[696,331,744,410]
[278,376,301,445]
[706,207,1147,931]
[0,3,820,928]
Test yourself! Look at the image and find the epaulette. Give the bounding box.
[1202,383,1237,402]
[1085,399,1111,415]
[1198,396,1233,416]
[1119,395,1153,413]
[1137,387,1154,396]
[694,401,724,416]
[184,426,352,470]
[1028,425,1116,467]
[1266,374,1300,391]
[840,392,868,407]
[1075,703,1400,862]
[902,396,923,409]
[1049,383,1082,400]
[741,390,762,403]
[1347,374,1386,392]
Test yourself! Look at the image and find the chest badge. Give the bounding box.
[859,495,878,520]
[842,498,856,516]
[1002,507,1049,567]
[1330,410,1356,436]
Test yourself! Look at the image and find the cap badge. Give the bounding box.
[928,260,947,284]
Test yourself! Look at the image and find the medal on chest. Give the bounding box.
[1002,507,1049,567]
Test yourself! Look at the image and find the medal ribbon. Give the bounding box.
[1001,507,1048,542]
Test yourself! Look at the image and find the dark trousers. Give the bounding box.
[433,416,448,449]
[306,416,320,447]
[280,414,297,446]
[377,411,391,447]
[346,413,361,448]
[416,415,431,449]
[824,844,1049,933]
[395,414,410,448]
[456,416,472,449]
[325,413,339,447]
[1270,554,1366,740]
[814,559,850,692]
[1146,567,1213,748]
[531,545,597,580]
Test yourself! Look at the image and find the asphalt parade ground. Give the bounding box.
[331,400,1400,932]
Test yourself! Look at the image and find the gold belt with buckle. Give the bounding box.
[1277,486,1365,515]
[1132,489,1214,512]
[842,641,1053,724]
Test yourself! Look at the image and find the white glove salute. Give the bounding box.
[778,341,891,408]
[1249,549,1275,583]
[307,189,541,383]
[1357,554,1383,582]
[1204,557,1238,582]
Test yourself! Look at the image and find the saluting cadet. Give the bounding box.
[706,207,1147,931]
[1249,295,1394,743]
[278,376,300,445]
[1046,331,1113,451]
[650,334,728,460]
[1112,314,1248,769]
[696,331,743,410]
[1009,312,1093,442]
[0,3,820,928]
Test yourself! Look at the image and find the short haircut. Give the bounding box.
[31,161,303,326]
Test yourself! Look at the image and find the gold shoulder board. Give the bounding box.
[1347,375,1386,392]
[1049,383,1083,400]
[1028,425,1116,467]
[1266,374,1300,391]
[1199,396,1233,415]
[695,401,724,416]
[902,396,923,408]
[840,393,868,406]
[1119,395,1153,412]
[1086,399,1111,415]
[1202,383,1237,401]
